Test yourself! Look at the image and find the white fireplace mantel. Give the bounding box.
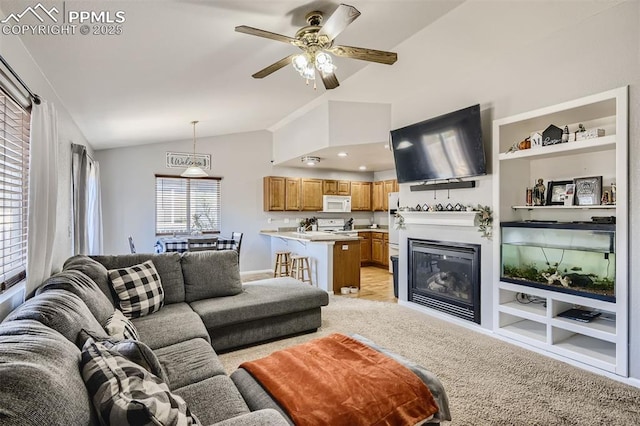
[399,211,478,227]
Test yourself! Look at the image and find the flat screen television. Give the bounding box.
[390,104,486,184]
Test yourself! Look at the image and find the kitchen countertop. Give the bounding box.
[260,231,361,242]
[354,228,389,233]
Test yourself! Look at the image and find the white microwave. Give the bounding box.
[322,195,351,213]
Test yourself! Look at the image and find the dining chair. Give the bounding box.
[187,237,218,252]
[128,236,136,254]
[231,232,243,264]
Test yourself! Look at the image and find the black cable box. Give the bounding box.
[591,216,616,224]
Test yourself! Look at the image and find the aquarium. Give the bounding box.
[500,222,615,301]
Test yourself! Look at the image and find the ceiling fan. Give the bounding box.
[235,3,397,90]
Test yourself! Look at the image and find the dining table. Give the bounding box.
[155,235,236,253]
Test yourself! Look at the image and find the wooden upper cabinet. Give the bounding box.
[351,181,372,211]
[301,178,323,211]
[323,179,351,195]
[323,180,338,195]
[263,176,286,211]
[337,180,351,195]
[285,178,302,211]
[372,181,385,211]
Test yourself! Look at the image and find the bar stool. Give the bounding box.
[274,251,292,278]
[290,255,312,285]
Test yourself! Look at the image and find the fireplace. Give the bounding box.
[408,239,481,323]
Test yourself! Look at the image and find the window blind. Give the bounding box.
[0,91,29,292]
[155,175,221,235]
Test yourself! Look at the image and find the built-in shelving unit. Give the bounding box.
[492,87,628,376]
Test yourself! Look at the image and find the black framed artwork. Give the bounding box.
[574,176,603,206]
[546,180,573,205]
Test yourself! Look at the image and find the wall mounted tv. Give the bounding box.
[390,104,486,184]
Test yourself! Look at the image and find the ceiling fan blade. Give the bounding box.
[328,45,397,65]
[318,4,361,41]
[235,25,300,46]
[321,72,340,90]
[252,54,297,79]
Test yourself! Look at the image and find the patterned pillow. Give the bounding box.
[108,260,164,319]
[105,309,140,340]
[80,338,199,425]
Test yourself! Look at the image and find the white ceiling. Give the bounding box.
[0,0,463,171]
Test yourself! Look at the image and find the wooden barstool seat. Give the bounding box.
[290,255,312,285]
[274,251,292,277]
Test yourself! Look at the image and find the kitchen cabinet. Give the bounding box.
[359,232,371,264]
[383,233,389,267]
[333,240,361,293]
[301,178,323,211]
[351,181,372,211]
[323,180,351,195]
[372,181,385,211]
[285,178,302,211]
[371,232,384,264]
[263,176,286,211]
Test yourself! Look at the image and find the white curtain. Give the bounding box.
[71,144,103,255]
[26,100,58,296]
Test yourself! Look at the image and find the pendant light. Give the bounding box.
[181,120,208,178]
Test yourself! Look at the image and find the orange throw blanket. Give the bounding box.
[240,333,439,426]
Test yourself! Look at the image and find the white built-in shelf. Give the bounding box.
[399,211,477,227]
[550,317,616,342]
[498,135,616,161]
[552,334,616,365]
[511,205,616,210]
[501,319,547,343]
[499,300,546,318]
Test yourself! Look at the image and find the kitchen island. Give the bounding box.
[260,231,361,294]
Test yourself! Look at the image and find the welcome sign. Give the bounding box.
[166,152,211,170]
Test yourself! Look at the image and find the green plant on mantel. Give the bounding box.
[474,204,493,240]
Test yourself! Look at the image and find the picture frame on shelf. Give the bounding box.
[546,180,573,205]
[574,176,603,206]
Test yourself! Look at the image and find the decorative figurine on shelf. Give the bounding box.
[533,178,546,206]
[562,125,570,143]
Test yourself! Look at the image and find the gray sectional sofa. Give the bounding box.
[0,250,328,425]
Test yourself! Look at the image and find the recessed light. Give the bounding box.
[337,152,348,157]
[384,144,389,150]
[359,165,367,171]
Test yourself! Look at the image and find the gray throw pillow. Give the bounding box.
[181,250,242,302]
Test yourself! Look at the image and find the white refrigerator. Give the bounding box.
[387,192,399,272]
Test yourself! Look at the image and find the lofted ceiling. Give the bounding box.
[0,0,463,171]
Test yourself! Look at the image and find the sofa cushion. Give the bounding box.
[105,309,139,340]
[0,319,97,426]
[154,337,225,390]
[92,253,186,304]
[3,290,108,347]
[80,338,200,425]
[64,254,117,308]
[181,250,242,301]
[210,409,289,426]
[190,277,329,330]
[131,302,209,350]
[108,260,164,319]
[174,375,249,425]
[37,269,115,326]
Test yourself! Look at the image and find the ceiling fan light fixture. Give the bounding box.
[292,54,309,73]
[181,120,208,178]
[314,52,336,75]
[302,156,320,166]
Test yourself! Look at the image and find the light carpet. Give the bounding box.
[218,295,640,425]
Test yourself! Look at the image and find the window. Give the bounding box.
[0,91,30,292]
[155,175,221,235]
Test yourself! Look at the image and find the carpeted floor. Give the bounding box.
[218,295,640,425]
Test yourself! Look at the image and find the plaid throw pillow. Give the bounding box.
[80,338,199,425]
[108,260,164,319]
[105,309,140,341]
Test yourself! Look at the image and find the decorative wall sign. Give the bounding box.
[574,176,603,206]
[542,124,563,146]
[166,152,211,170]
